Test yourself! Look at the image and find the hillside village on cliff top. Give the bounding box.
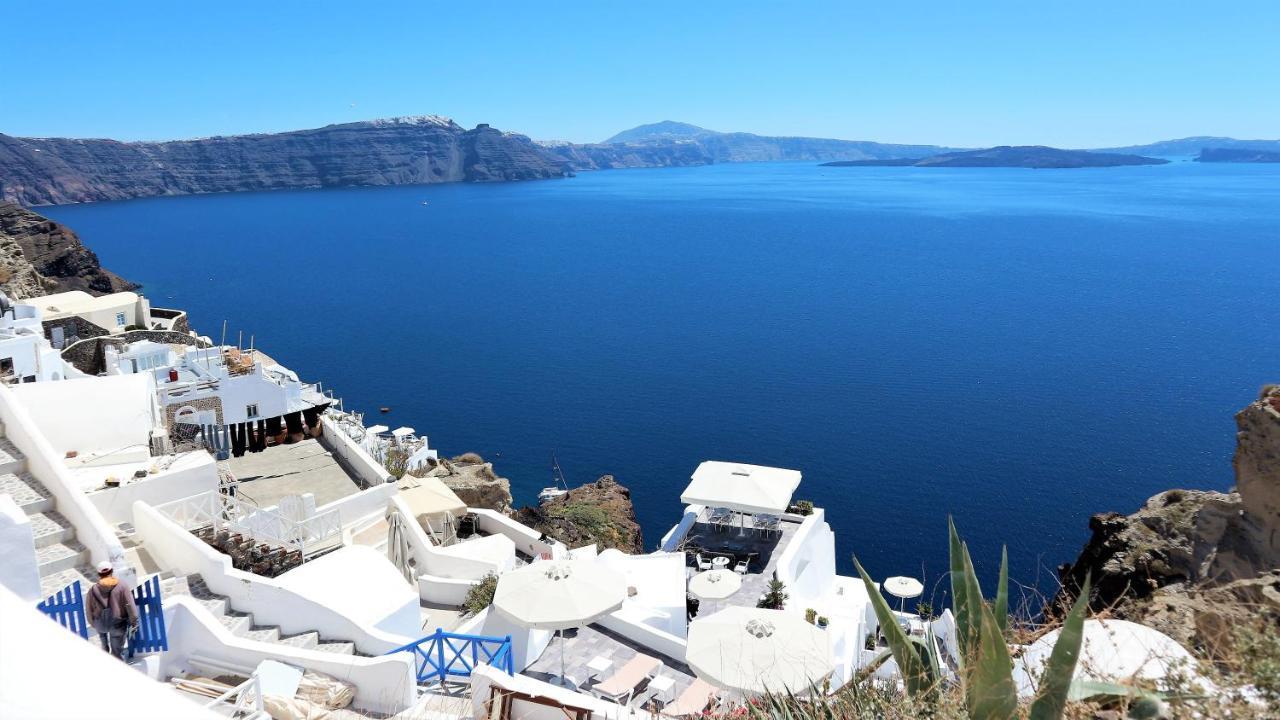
[0,277,1276,718]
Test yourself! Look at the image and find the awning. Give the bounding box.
[680,461,802,515]
[396,476,466,529]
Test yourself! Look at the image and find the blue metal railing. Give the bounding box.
[386,629,514,685]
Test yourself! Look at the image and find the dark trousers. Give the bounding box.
[98,630,127,660]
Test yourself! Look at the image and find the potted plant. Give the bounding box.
[805,608,817,625]
[756,572,788,610]
[817,615,829,629]
[916,601,934,621]
[793,500,814,516]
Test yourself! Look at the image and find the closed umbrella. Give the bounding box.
[385,510,414,584]
[493,559,626,689]
[686,607,833,696]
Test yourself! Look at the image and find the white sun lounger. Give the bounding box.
[592,653,662,705]
[660,678,720,717]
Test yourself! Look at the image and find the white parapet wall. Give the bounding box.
[471,508,563,559]
[86,451,219,525]
[773,508,836,611]
[162,595,418,716]
[0,495,40,602]
[133,500,416,655]
[317,415,394,488]
[0,386,129,575]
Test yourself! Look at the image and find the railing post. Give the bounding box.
[505,635,513,674]
[434,628,445,685]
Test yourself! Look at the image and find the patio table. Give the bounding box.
[711,556,730,569]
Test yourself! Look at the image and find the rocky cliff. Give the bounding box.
[512,475,644,554]
[1052,385,1280,652]
[0,117,571,206]
[413,453,514,513]
[0,201,136,298]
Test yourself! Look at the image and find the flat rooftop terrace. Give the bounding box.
[228,438,362,507]
[679,512,803,610]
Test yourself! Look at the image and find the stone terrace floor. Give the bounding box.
[525,623,697,712]
[229,438,362,507]
[680,516,802,610]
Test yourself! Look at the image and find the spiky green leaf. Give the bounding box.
[948,516,977,664]
[1028,574,1090,720]
[994,545,1009,637]
[854,556,934,698]
[967,599,1018,720]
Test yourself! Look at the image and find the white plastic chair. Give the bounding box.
[733,560,748,575]
[696,553,713,571]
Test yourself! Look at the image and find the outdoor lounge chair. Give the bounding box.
[660,678,721,718]
[592,653,662,705]
[733,559,749,575]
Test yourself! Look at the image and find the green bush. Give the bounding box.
[463,573,498,616]
[561,503,609,533]
[757,572,788,610]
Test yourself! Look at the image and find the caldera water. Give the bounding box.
[40,160,1278,606]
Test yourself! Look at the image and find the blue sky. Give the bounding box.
[3,1,1276,147]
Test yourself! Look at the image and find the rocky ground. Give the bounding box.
[1052,385,1280,658]
[411,453,514,513]
[512,475,644,554]
[0,202,136,298]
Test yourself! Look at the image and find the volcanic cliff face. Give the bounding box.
[513,475,644,554]
[414,453,515,514]
[1052,385,1280,652]
[0,202,136,298]
[0,117,571,206]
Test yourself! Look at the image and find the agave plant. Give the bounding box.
[853,517,1093,720]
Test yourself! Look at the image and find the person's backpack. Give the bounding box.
[90,583,125,633]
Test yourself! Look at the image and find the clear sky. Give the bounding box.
[3,1,1276,147]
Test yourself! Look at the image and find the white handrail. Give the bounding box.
[155,490,342,560]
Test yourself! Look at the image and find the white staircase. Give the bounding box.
[161,573,360,655]
[0,433,96,597]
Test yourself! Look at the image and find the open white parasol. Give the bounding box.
[686,606,833,696]
[882,576,923,611]
[493,559,626,688]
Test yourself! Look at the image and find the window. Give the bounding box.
[246,404,259,419]
[115,312,127,327]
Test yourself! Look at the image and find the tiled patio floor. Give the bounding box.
[524,623,697,712]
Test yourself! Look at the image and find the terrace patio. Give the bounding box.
[523,623,699,713]
[678,511,803,612]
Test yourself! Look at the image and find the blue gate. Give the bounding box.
[131,575,167,653]
[36,581,89,639]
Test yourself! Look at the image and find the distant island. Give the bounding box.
[1195,147,1280,163]
[3,115,1274,206]
[821,145,1169,169]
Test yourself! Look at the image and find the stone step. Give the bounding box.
[37,540,87,577]
[276,631,320,650]
[0,438,25,476]
[0,472,52,514]
[244,626,281,644]
[28,510,75,549]
[219,612,253,636]
[313,641,356,655]
[39,564,97,599]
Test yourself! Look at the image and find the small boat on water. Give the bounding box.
[538,452,569,503]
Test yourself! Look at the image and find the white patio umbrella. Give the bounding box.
[688,569,742,613]
[493,559,626,689]
[686,606,833,696]
[882,576,923,612]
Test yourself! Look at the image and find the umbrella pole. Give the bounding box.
[559,629,568,687]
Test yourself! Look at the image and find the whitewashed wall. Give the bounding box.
[161,596,417,715]
[133,501,414,655]
[318,415,394,488]
[87,452,218,524]
[0,496,40,602]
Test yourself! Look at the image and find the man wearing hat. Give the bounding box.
[85,561,138,660]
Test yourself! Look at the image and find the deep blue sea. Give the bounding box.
[40,160,1278,606]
